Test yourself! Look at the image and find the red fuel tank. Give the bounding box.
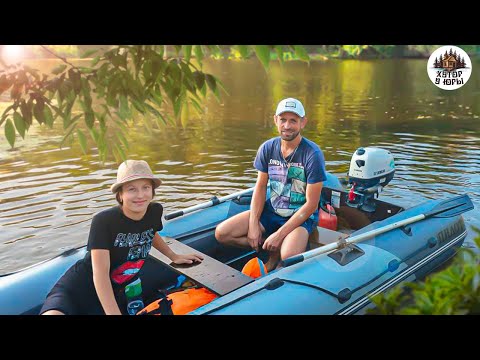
[318,203,338,231]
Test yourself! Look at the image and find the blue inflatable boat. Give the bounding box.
[0,147,474,315]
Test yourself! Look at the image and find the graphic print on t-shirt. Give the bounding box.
[111,227,155,284]
[268,161,306,217]
[111,259,145,284]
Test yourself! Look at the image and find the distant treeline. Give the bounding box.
[5,45,480,60]
[303,45,480,59]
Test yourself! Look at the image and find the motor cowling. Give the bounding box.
[347,147,395,212]
[348,147,395,188]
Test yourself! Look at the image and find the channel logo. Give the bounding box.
[427,45,471,90]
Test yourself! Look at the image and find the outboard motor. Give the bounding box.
[346,147,395,212]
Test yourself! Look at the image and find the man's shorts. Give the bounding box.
[259,206,316,238]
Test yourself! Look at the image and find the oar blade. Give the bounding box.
[427,194,474,218]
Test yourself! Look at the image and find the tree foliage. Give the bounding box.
[0,45,309,162]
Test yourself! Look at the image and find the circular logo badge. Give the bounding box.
[427,45,472,90]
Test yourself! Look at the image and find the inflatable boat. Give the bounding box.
[0,147,473,315]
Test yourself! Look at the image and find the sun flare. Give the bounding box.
[2,45,25,64]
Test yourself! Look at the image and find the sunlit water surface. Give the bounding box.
[1,58,479,274]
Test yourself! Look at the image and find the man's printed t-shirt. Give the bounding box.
[254,137,327,220]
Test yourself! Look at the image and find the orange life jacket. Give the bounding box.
[138,257,267,315]
[137,287,217,315]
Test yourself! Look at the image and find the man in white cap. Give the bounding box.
[216,98,327,271]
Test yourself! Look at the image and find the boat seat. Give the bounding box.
[149,237,254,296]
[308,226,349,249]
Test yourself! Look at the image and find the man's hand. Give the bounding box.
[262,231,284,252]
[247,222,263,252]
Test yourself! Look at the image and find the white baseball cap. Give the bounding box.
[275,98,305,117]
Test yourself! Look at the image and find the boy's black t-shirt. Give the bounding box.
[61,202,163,301]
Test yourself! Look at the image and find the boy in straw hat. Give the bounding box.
[40,160,203,315]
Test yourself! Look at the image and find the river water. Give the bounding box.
[0,57,479,274]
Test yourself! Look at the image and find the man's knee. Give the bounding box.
[215,223,229,243]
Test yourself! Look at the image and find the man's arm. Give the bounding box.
[249,171,268,225]
[248,171,269,251]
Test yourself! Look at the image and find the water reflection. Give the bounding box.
[0,58,479,274]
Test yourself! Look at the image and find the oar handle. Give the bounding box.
[164,187,255,221]
[280,255,304,267]
[164,211,184,220]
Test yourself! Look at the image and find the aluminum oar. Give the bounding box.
[281,194,474,268]
[164,187,254,220]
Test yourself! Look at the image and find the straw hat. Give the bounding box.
[110,160,162,193]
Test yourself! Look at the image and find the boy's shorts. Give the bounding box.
[40,282,107,315]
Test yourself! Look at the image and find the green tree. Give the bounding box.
[0,45,309,162]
